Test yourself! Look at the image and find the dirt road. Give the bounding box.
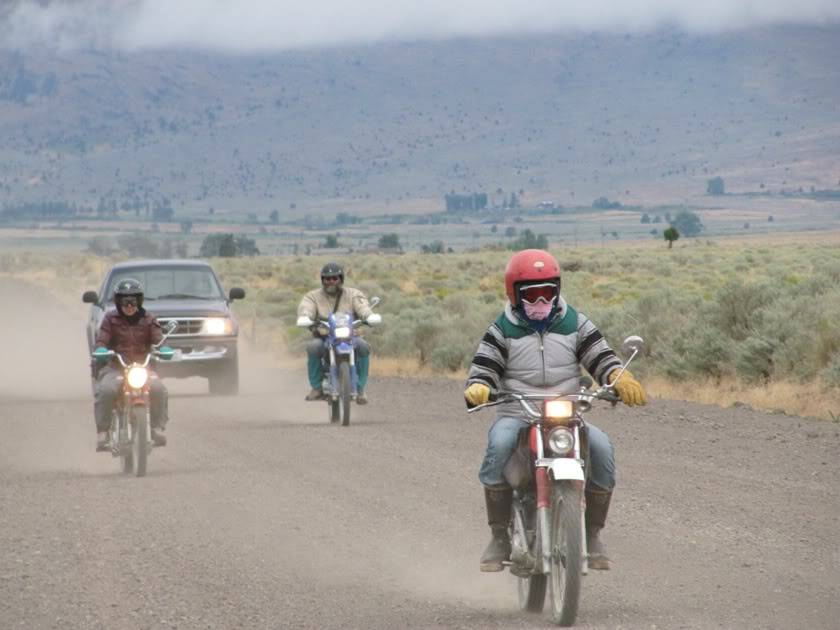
[1,278,839,629]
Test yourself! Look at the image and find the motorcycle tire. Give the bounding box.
[119,411,133,475]
[132,408,149,478]
[548,481,583,626]
[338,361,352,427]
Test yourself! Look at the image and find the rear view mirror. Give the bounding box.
[621,335,644,358]
[82,291,99,304]
[229,287,245,300]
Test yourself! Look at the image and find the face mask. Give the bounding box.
[522,298,554,320]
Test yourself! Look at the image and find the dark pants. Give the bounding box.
[93,367,168,432]
[306,337,370,390]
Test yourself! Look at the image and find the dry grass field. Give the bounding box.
[3,231,838,420]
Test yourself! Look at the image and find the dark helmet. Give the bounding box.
[320,262,344,283]
[113,277,144,309]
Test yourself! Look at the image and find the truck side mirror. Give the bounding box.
[83,291,99,304]
[229,287,245,301]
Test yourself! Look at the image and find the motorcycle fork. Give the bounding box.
[532,423,589,575]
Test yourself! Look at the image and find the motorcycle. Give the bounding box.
[92,322,178,477]
[296,297,381,426]
[467,335,644,627]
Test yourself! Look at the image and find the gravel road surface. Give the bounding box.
[1,278,838,629]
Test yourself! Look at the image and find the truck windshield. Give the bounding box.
[106,267,224,302]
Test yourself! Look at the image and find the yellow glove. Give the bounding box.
[464,383,491,406]
[608,368,647,406]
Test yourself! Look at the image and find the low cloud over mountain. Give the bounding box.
[3,0,840,52]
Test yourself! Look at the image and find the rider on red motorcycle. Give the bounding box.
[464,249,647,572]
[93,279,169,451]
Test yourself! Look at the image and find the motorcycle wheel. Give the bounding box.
[517,573,547,612]
[131,408,148,478]
[119,411,133,475]
[338,361,352,426]
[548,481,583,627]
[329,398,340,423]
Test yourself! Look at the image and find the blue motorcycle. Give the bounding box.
[297,297,381,426]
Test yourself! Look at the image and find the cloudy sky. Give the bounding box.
[2,0,840,51]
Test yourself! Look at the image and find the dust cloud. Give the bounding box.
[0,277,91,402]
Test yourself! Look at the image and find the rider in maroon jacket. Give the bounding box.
[93,279,169,451]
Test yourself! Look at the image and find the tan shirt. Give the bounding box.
[297,286,373,322]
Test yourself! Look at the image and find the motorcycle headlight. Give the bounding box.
[203,318,232,335]
[547,427,574,456]
[545,399,574,420]
[127,366,149,389]
[334,326,351,339]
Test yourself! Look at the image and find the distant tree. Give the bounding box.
[671,210,704,237]
[199,233,259,257]
[707,176,725,195]
[652,215,662,224]
[592,197,621,209]
[174,242,188,258]
[152,206,174,222]
[179,220,193,234]
[421,240,445,254]
[269,210,279,224]
[509,229,548,251]
[117,233,159,258]
[767,215,774,222]
[378,233,401,249]
[324,234,339,248]
[86,236,116,256]
[504,226,517,238]
[743,222,750,229]
[640,213,651,224]
[490,224,498,233]
[663,226,680,249]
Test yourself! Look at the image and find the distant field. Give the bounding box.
[3,231,838,420]
[2,193,838,255]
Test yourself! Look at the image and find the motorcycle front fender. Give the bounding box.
[542,458,585,482]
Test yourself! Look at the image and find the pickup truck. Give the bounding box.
[83,259,245,395]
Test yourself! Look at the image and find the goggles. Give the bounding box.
[321,275,341,283]
[119,297,139,307]
[519,283,557,304]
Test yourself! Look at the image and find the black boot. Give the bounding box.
[585,487,613,570]
[480,485,512,572]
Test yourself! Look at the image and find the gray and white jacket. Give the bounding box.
[466,296,622,418]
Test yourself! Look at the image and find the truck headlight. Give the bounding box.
[203,318,232,335]
[127,367,149,389]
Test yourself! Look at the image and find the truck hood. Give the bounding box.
[142,299,231,318]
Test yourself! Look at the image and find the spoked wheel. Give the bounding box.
[548,481,583,626]
[517,573,547,612]
[131,408,149,478]
[338,361,352,427]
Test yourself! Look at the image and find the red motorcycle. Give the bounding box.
[468,335,643,626]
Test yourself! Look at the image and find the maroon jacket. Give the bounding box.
[96,309,163,365]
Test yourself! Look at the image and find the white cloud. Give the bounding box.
[2,0,840,51]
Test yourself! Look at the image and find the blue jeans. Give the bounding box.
[478,416,615,491]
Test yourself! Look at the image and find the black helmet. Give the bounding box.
[320,262,344,283]
[113,278,144,308]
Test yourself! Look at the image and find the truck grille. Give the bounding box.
[158,318,204,336]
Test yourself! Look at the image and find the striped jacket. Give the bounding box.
[466,296,622,418]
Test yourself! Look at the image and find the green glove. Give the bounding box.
[157,345,175,360]
[93,347,110,362]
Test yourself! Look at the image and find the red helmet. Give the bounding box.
[504,249,561,306]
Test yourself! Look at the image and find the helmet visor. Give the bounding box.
[519,283,557,304]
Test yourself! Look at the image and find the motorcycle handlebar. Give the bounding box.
[467,386,619,415]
